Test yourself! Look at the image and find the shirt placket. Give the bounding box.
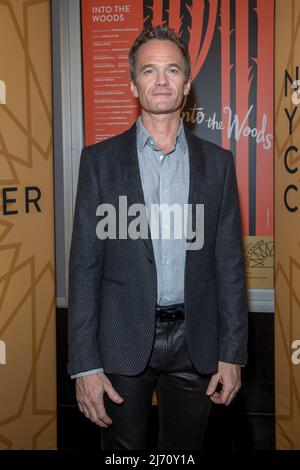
[159,152,173,304]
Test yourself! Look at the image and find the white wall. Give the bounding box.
[52,0,83,307]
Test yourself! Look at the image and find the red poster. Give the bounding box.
[81,0,143,144]
[81,0,274,288]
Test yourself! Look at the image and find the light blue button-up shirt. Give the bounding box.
[72,118,189,378]
[136,117,189,306]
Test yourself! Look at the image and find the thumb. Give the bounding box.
[206,374,219,396]
[105,383,124,404]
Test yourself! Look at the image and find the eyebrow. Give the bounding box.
[139,63,183,72]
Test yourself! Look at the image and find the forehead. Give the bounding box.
[135,39,184,66]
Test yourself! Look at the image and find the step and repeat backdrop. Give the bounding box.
[0,0,56,449]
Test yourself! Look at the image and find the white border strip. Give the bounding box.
[56,297,67,308]
[57,0,83,304]
[247,289,275,313]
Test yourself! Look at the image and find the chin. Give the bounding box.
[150,108,179,115]
[147,103,179,113]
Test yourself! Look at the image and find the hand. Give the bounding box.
[76,372,124,428]
[206,361,241,406]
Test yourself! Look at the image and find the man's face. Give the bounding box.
[130,39,191,115]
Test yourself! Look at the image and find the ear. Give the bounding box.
[183,79,191,96]
[130,80,139,98]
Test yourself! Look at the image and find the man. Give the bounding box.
[68,25,248,450]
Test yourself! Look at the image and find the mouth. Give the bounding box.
[152,92,173,97]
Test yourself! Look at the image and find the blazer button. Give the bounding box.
[148,256,153,263]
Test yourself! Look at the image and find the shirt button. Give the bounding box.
[159,155,164,160]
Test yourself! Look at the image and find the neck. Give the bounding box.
[140,112,181,153]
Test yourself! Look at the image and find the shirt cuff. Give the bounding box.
[71,368,104,379]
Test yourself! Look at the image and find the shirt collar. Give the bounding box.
[136,117,187,153]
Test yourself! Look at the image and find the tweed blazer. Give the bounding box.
[68,123,248,376]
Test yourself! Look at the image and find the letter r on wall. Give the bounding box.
[0,80,6,104]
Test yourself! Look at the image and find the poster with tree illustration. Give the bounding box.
[82,0,274,289]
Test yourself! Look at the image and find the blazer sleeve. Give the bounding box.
[67,147,104,375]
[214,151,248,365]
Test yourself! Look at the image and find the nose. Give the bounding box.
[155,70,168,86]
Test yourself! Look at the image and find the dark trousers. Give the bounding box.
[103,318,212,450]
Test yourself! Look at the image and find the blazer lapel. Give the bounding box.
[185,128,207,236]
[119,124,154,257]
[118,124,206,256]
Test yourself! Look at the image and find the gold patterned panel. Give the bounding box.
[275,0,300,450]
[244,236,274,289]
[0,0,56,449]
